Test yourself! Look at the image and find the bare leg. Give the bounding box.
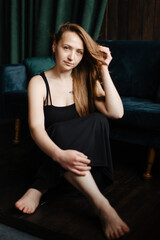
[64,171,130,239]
[15,188,43,214]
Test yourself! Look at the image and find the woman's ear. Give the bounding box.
[52,41,56,53]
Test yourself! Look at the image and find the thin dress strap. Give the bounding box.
[40,72,52,105]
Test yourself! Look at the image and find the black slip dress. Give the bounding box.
[30,72,114,191]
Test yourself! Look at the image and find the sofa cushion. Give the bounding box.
[98,40,160,101]
[112,97,160,131]
[24,56,55,79]
[109,123,160,149]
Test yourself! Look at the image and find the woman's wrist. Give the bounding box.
[101,63,109,69]
[52,147,63,163]
[100,64,110,75]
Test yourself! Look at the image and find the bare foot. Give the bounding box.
[15,188,42,214]
[98,199,130,239]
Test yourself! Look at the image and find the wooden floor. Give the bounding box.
[0,120,160,240]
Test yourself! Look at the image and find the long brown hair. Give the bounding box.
[53,23,106,117]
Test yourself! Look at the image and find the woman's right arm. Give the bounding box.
[28,76,90,175]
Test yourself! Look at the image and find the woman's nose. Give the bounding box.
[68,51,75,61]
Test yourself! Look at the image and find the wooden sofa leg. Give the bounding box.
[13,118,21,144]
[143,148,156,179]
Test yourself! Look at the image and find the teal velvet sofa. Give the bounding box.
[0,40,160,178]
[97,40,160,179]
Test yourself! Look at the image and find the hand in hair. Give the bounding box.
[57,149,91,176]
[99,46,112,68]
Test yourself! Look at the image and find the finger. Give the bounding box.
[76,151,88,158]
[74,162,88,167]
[74,159,90,166]
[80,158,91,164]
[99,45,110,53]
[75,166,91,171]
[72,169,87,176]
[73,156,91,165]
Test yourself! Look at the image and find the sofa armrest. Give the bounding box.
[0,64,27,118]
[0,64,27,94]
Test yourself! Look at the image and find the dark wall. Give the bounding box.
[99,0,160,40]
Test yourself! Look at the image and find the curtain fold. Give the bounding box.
[1,0,107,64]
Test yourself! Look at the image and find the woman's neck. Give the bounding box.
[51,66,72,82]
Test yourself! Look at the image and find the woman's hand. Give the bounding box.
[99,45,112,69]
[57,149,91,176]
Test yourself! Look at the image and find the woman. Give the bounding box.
[15,23,130,239]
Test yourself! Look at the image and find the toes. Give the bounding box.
[16,202,36,214]
[110,232,115,239]
[27,208,35,214]
[107,225,129,239]
[22,206,33,214]
[114,230,121,239]
[19,206,24,211]
[16,202,30,214]
[22,206,28,213]
[117,225,130,238]
[15,201,25,211]
[106,232,112,240]
[125,225,130,232]
[15,201,20,208]
[117,229,125,238]
[121,224,130,234]
[110,231,117,239]
[107,229,116,240]
[104,227,113,239]
[17,204,24,211]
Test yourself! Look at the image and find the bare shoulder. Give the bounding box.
[28,74,45,90]
[27,74,46,102]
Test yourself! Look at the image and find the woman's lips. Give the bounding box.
[64,61,73,66]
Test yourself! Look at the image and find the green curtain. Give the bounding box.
[0,0,107,64]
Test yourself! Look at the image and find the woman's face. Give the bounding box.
[53,31,84,72]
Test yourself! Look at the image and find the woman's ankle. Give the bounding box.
[91,195,111,215]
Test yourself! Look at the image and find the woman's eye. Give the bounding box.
[64,46,69,50]
[77,51,83,55]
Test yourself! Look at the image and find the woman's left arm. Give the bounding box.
[95,46,124,119]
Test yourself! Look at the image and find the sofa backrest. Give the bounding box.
[23,56,55,80]
[98,40,160,101]
[1,41,160,101]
